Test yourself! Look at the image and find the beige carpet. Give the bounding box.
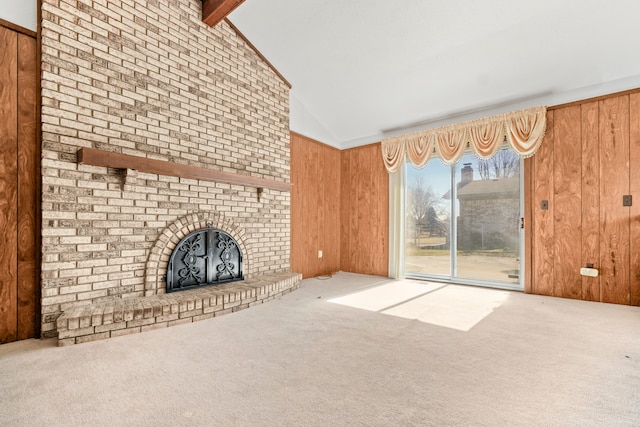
[1,272,639,426]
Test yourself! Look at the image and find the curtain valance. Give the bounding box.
[381,106,547,172]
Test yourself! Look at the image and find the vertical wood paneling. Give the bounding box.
[374,148,389,276]
[553,105,583,299]
[629,93,640,306]
[326,147,341,272]
[340,151,351,270]
[16,33,38,340]
[340,143,389,277]
[360,148,372,272]
[320,146,329,273]
[599,95,630,305]
[290,132,341,278]
[532,110,555,296]
[523,157,533,293]
[580,101,600,301]
[0,26,19,343]
[531,89,640,306]
[290,134,302,275]
[299,137,311,274]
[307,141,319,275]
[348,148,359,270]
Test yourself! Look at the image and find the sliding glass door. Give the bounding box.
[405,147,523,289]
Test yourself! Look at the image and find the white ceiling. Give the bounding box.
[230,0,640,149]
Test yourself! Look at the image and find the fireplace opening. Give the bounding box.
[167,227,244,293]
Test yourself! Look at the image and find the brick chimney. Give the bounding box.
[461,163,474,183]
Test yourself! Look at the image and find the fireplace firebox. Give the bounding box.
[166,226,244,293]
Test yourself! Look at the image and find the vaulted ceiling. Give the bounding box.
[228,0,640,149]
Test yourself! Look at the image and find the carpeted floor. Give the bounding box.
[1,272,639,426]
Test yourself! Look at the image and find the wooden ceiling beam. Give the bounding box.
[202,0,246,27]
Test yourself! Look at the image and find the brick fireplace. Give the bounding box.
[40,0,296,339]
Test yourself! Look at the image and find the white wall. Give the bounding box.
[290,91,340,149]
[0,0,37,31]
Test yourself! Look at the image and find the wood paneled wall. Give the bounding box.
[528,90,640,305]
[0,23,39,343]
[290,132,341,278]
[340,143,388,277]
[292,94,639,304]
[290,135,389,278]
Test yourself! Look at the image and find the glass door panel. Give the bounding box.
[454,151,521,285]
[405,161,451,277]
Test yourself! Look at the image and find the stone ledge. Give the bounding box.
[56,272,302,346]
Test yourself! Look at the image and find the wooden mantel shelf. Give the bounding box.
[77,148,290,192]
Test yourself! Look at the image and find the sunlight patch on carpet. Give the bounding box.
[328,281,445,311]
[329,280,509,331]
[382,285,509,331]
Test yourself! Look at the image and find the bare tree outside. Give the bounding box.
[478,149,520,180]
[406,177,446,248]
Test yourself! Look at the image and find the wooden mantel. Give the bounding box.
[202,0,245,27]
[77,148,290,192]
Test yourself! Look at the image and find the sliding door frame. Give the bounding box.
[405,152,525,291]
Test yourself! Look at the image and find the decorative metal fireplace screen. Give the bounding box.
[166,227,243,292]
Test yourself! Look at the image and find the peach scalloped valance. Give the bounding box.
[381,106,547,172]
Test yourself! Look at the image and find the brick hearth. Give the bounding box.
[56,272,301,346]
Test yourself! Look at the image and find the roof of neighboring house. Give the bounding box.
[442,177,519,199]
[458,177,519,197]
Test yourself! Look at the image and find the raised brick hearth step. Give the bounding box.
[56,272,302,346]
